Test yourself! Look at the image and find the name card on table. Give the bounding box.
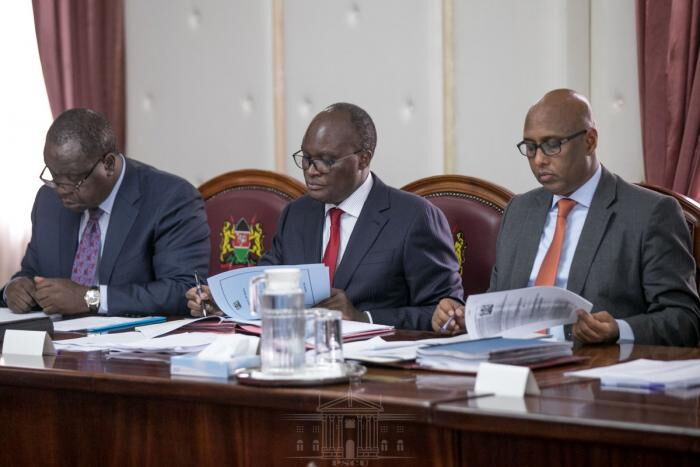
[1,330,56,356]
[475,362,540,397]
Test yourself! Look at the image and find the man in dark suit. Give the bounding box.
[2,108,209,316]
[433,89,700,346]
[187,103,463,329]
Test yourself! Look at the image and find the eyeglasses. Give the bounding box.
[516,129,588,158]
[39,153,108,192]
[292,149,363,173]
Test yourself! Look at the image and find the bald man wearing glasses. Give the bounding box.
[433,89,700,346]
[1,108,209,316]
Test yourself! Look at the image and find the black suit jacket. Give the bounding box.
[2,158,210,315]
[260,175,463,330]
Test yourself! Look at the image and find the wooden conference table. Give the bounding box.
[0,331,698,466]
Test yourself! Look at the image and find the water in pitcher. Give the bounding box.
[260,290,305,374]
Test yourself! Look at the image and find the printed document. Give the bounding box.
[466,286,592,339]
[207,264,331,321]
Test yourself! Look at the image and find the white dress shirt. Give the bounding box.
[322,173,374,266]
[527,164,634,342]
[77,154,126,314]
[322,173,374,320]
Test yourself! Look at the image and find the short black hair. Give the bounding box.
[46,108,117,159]
[325,102,377,154]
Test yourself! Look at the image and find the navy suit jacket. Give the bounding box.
[3,158,210,315]
[260,175,464,330]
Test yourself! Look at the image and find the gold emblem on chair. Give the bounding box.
[219,217,264,269]
[453,231,466,276]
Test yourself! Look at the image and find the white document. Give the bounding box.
[54,331,219,354]
[466,286,593,339]
[565,358,700,390]
[0,307,46,323]
[207,264,331,321]
[52,316,155,332]
[136,318,201,338]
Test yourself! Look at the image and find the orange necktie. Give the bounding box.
[535,198,577,286]
[322,207,344,286]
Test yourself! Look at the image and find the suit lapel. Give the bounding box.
[510,190,551,289]
[59,209,82,277]
[303,201,326,264]
[567,167,616,295]
[332,176,389,290]
[99,160,141,283]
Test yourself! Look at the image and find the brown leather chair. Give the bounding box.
[636,182,700,288]
[401,175,513,298]
[199,169,306,276]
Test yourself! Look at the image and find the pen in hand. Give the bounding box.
[440,315,456,334]
[194,271,210,317]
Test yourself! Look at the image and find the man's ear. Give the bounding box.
[358,150,372,169]
[103,152,117,176]
[585,129,598,155]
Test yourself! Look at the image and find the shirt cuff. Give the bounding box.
[98,285,108,314]
[616,319,634,342]
[363,310,373,323]
[549,325,566,340]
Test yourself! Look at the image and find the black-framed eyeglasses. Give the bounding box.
[292,149,363,173]
[516,129,588,158]
[39,153,109,192]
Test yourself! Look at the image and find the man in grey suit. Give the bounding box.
[187,102,463,329]
[2,108,210,316]
[433,89,700,346]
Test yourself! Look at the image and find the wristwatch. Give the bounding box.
[84,287,100,313]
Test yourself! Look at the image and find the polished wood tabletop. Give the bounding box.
[0,331,698,466]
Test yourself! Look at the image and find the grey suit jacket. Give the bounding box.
[490,166,700,346]
[259,174,464,330]
[2,158,210,316]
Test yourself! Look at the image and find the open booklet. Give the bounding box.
[465,286,593,339]
[206,264,331,321]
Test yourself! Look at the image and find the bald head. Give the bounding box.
[525,89,596,136]
[522,89,599,196]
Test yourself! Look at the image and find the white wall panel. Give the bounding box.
[126,0,273,186]
[453,0,591,195]
[283,0,443,187]
[590,0,644,183]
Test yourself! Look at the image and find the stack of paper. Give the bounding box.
[416,337,572,373]
[565,359,700,390]
[54,331,219,354]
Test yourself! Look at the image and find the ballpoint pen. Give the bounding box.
[194,271,209,317]
[440,315,455,334]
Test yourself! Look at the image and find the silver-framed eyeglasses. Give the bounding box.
[39,153,108,191]
[516,129,588,158]
[292,149,363,173]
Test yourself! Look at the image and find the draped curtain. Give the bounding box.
[32,0,126,149]
[637,0,700,200]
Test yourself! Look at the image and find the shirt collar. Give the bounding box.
[324,172,374,218]
[97,154,126,216]
[551,163,602,209]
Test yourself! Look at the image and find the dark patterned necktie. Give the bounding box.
[71,208,103,286]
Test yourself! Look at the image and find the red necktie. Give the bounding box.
[535,198,577,286]
[322,208,344,286]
